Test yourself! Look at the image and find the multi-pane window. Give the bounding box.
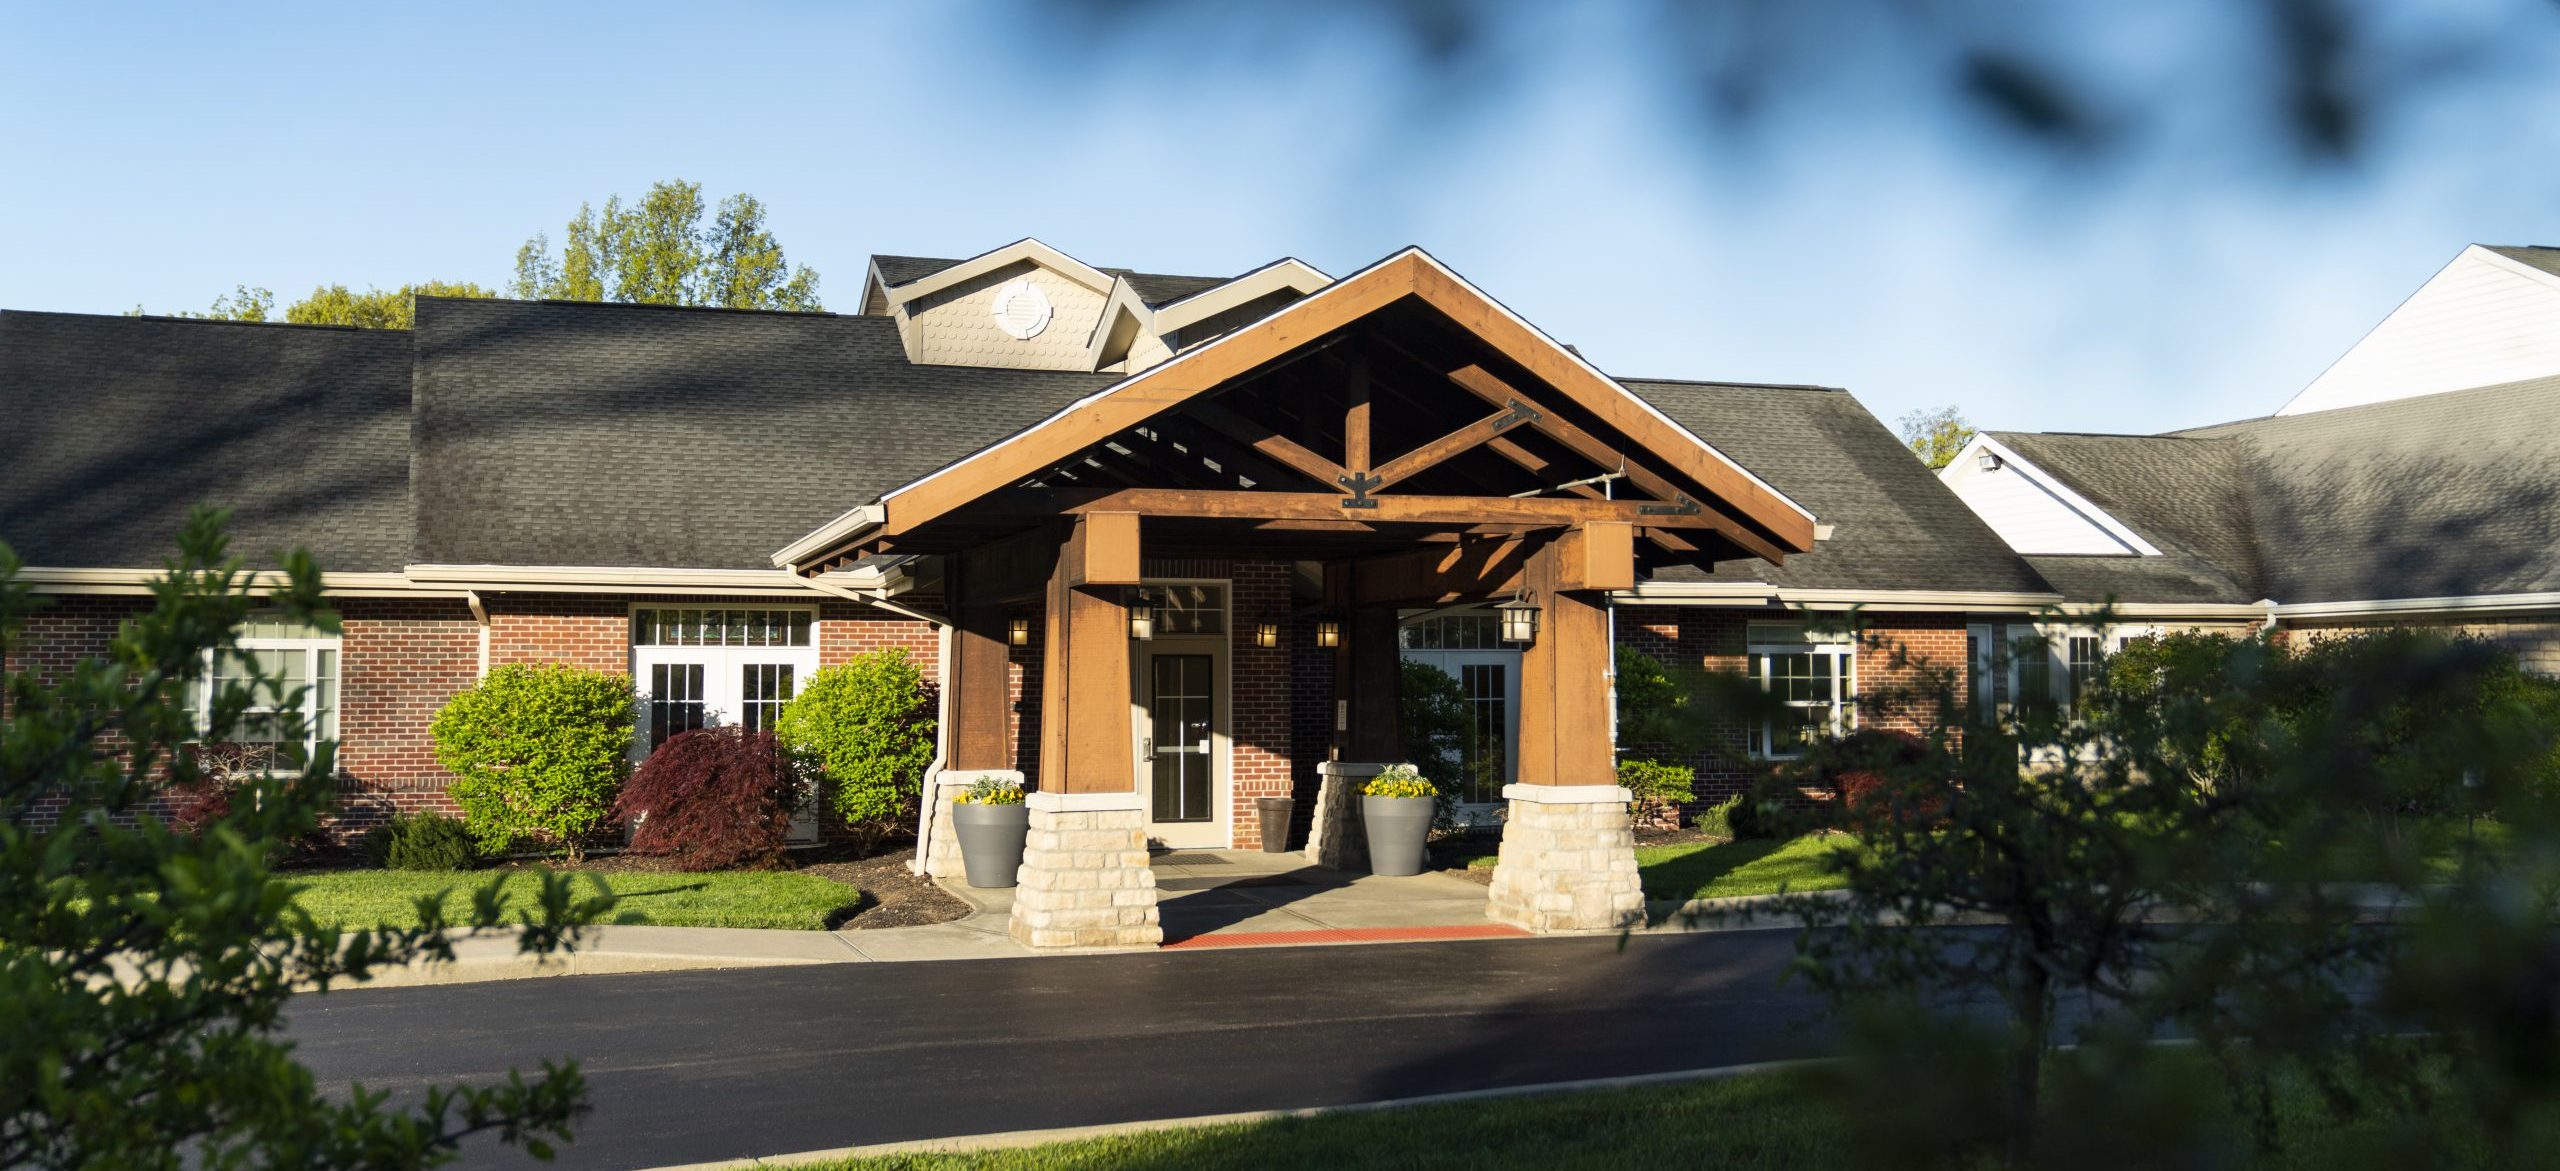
[1400,613,1501,649]
[1458,663,1509,803]
[741,664,795,733]
[187,614,339,768]
[649,663,706,749]
[1137,584,1226,635]
[2065,635,2105,714]
[632,609,811,647]
[1746,623,1854,759]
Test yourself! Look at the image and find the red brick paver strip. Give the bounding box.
[1162,924,1530,950]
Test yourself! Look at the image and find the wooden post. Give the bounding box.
[1324,559,1402,762]
[948,586,1015,773]
[1515,526,1619,788]
[1037,515,1138,794]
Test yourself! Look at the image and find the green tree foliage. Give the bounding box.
[1747,616,2560,1168]
[512,180,822,311]
[131,284,278,322]
[1897,405,1977,469]
[284,281,499,329]
[1618,757,1697,824]
[0,509,607,1167]
[774,649,935,851]
[1398,660,1475,794]
[431,664,638,861]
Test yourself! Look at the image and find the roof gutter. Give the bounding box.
[1618,582,2066,613]
[771,505,888,571]
[16,568,464,598]
[405,563,895,596]
[2270,591,2560,620]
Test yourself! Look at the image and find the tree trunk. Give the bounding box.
[2005,961,2051,1169]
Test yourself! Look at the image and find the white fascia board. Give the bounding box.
[2468,243,2560,290]
[2273,591,2560,620]
[1617,581,2064,612]
[881,238,1114,306]
[770,504,889,569]
[17,568,457,598]
[404,564,892,596]
[1149,258,1335,334]
[1080,277,1156,368]
[1965,434,2164,557]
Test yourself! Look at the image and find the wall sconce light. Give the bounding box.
[1128,589,1158,641]
[1497,595,1539,644]
[1008,615,1031,647]
[1254,612,1280,649]
[1314,617,1341,649]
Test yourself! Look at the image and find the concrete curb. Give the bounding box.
[644,1058,1835,1170]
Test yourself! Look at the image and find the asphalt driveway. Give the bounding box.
[286,930,1832,1169]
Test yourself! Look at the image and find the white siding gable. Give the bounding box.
[2279,245,2560,416]
[1940,437,2157,556]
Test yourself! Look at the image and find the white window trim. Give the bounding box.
[1745,629,1857,760]
[193,633,342,770]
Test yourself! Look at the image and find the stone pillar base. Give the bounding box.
[1486,783,1644,932]
[918,769,1021,880]
[1008,791,1162,950]
[1306,761,1386,870]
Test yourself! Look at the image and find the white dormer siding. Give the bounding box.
[1939,436,2158,556]
[2279,245,2560,416]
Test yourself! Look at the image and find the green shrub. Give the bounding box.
[1363,763,1438,799]
[359,812,478,871]
[431,663,637,860]
[956,775,1024,805]
[1397,661,1475,797]
[1620,757,1696,826]
[1696,793,1743,839]
[775,648,936,850]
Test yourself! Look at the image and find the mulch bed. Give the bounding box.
[793,846,973,930]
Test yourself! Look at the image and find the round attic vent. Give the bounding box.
[990,279,1053,340]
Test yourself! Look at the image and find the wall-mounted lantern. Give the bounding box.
[1008,615,1031,647]
[1497,595,1540,644]
[1254,614,1280,649]
[1128,589,1158,641]
[1314,617,1341,649]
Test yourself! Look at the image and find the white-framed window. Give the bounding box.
[1746,621,1855,759]
[1134,582,1227,636]
[1400,612,1502,649]
[187,613,340,767]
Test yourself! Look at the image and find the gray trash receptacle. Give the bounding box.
[1256,796,1295,852]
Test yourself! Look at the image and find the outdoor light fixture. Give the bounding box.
[1314,617,1341,649]
[1008,615,1031,647]
[1977,450,2002,472]
[1497,595,1540,644]
[1254,614,1280,649]
[1128,590,1158,641]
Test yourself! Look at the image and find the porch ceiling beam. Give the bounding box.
[1184,401,1355,493]
[1139,419,1293,491]
[1443,365,1789,565]
[1366,398,1540,492]
[1346,534,1553,607]
[996,486,1727,530]
[1481,435,1702,556]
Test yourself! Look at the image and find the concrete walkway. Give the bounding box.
[342,848,1523,988]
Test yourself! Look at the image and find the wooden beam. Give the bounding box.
[1186,401,1354,492]
[1559,520,1635,592]
[1343,342,1372,471]
[1348,534,1551,606]
[946,557,1017,773]
[1445,366,1791,565]
[1514,531,1617,788]
[1039,520,1138,794]
[1063,511,1141,587]
[1006,487,1735,530]
[1366,399,1539,492]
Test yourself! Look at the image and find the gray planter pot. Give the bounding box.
[1361,794,1435,877]
[950,801,1031,889]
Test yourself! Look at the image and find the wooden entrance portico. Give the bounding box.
[785,249,1815,947]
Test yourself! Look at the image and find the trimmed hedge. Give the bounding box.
[359,812,478,871]
[431,663,637,860]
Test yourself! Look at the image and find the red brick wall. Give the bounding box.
[1227,560,1294,849]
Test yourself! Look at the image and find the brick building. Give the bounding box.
[5,238,2551,948]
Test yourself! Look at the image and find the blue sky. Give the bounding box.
[4,2,2557,436]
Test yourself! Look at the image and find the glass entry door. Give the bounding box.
[1147,653,1215,826]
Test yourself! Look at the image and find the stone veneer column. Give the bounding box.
[1305,761,1385,870]
[1486,783,1644,932]
[1008,790,1162,949]
[917,769,1022,880]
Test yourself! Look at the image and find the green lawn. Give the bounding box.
[802,1058,2539,1170]
[1636,833,1859,902]
[283,868,864,931]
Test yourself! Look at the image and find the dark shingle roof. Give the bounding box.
[0,311,413,572]
[2485,245,2560,280]
[2177,377,2560,603]
[1994,377,2560,605]
[409,297,1118,569]
[1985,431,2264,602]
[1625,380,2052,594]
[870,255,1230,307]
